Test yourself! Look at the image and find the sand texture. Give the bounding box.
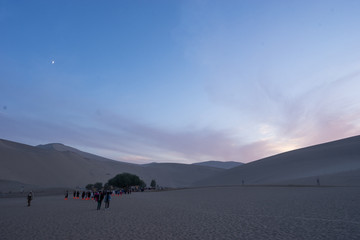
[1,186,360,240]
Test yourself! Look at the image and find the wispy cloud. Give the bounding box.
[2,1,360,165]
[2,63,360,164]
[0,109,275,163]
[256,68,360,151]
[93,112,260,162]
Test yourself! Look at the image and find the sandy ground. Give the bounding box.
[1,186,360,240]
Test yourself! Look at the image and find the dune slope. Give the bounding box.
[195,135,360,186]
[0,139,223,189]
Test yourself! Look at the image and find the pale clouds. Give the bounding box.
[174,1,360,159]
[254,67,360,152]
[0,109,275,163]
[2,1,360,164]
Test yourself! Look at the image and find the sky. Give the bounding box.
[1,0,360,164]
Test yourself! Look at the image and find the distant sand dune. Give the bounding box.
[195,135,360,187]
[1,135,360,192]
[0,139,223,191]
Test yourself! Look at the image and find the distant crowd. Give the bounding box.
[26,187,142,209]
[64,189,133,210]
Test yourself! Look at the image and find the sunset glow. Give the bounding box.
[1,1,360,163]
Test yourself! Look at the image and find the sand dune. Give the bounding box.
[192,160,243,169]
[143,162,225,187]
[0,140,141,188]
[195,135,360,186]
[0,139,223,191]
[2,135,360,192]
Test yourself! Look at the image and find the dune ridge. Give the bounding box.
[2,135,360,193]
[195,135,360,186]
[0,139,223,190]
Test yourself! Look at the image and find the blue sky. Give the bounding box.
[1,0,360,164]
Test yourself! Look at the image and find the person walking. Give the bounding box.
[96,191,104,210]
[94,191,99,202]
[104,191,111,209]
[27,191,33,207]
[65,190,69,200]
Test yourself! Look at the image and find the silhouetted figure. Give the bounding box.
[96,191,104,210]
[73,191,76,199]
[27,191,33,207]
[94,191,99,202]
[316,177,320,186]
[82,191,85,200]
[76,191,80,199]
[104,191,111,209]
[65,190,68,200]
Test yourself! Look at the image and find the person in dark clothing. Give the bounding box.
[73,191,76,199]
[97,191,104,210]
[76,191,80,199]
[27,191,33,207]
[94,191,99,202]
[81,191,85,200]
[104,191,111,209]
[65,190,69,200]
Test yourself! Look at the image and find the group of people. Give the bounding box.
[26,188,132,209]
[93,191,112,210]
[65,189,130,210]
[69,190,95,200]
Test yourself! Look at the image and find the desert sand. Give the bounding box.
[3,135,360,192]
[1,186,360,240]
[0,139,224,190]
[196,135,360,187]
[2,135,360,192]
[2,136,360,239]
